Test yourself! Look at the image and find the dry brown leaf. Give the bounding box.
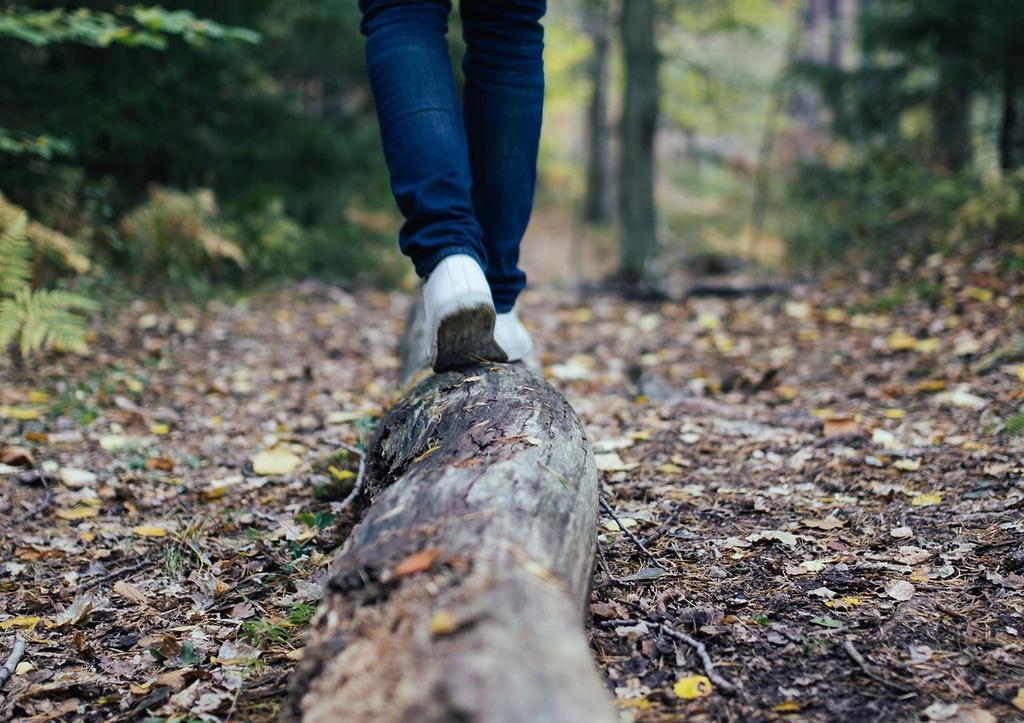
[394,547,441,577]
[823,416,859,437]
[0,445,34,468]
[113,580,148,606]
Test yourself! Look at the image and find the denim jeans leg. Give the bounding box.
[460,0,546,313]
[360,0,488,278]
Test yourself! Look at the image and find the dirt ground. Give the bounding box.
[1,249,1022,722]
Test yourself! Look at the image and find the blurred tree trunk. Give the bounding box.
[617,0,658,285]
[1000,61,1024,172]
[583,0,612,224]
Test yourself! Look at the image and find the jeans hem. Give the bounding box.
[414,245,487,279]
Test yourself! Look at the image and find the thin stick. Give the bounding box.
[599,497,658,565]
[334,443,367,514]
[598,618,736,695]
[843,641,916,695]
[658,622,737,695]
[0,634,27,690]
[641,503,685,546]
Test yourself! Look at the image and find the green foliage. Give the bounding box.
[0,200,97,356]
[0,1,394,287]
[117,187,247,288]
[0,6,258,50]
[784,151,1024,267]
[239,619,292,649]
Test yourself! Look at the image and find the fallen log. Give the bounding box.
[285,362,614,723]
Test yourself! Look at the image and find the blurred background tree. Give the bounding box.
[0,0,1021,309]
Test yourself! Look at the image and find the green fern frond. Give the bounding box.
[6,288,94,355]
[0,207,33,294]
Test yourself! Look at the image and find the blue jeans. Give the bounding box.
[360,0,545,313]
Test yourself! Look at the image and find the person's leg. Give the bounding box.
[360,0,487,277]
[360,0,506,370]
[460,0,546,314]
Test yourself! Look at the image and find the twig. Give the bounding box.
[599,497,658,565]
[658,622,737,695]
[598,618,737,695]
[334,443,367,514]
[843,640,916,695]
[0,634,27,690]
[641,503,685,546]
[80,557,156,592]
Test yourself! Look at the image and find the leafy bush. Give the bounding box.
[783,150,1024,268]
[0,196,96,356]
[117,187,247,289]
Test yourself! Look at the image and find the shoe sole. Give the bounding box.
[434,304,508,372]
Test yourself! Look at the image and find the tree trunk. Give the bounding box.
[617,0,659,285]
[583,0,612,225]
[285,360,612,723]
[1000,60,1024,172]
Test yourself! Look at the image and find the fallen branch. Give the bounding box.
[843,640,916,695]
[600,618,737,695]
[286,364,614,722]
[331,441,367,515]
[600,496,659,565]
[0,634,26,690]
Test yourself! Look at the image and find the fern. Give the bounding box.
[0,203,96,357]
[0,207,32,294]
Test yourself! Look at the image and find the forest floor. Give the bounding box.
[2,250,1023,722]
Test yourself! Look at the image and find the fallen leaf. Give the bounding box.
[52,590,96,627]
[428,610,457,635]
[229,601,255,619]
[252,447,302,476]
[810,615,842,629]
[1013,687,1024,712]
[394,547,441,577]
[0,616,42,630]
[1,406,41,420]
[59,468,97,488]
[131,525,168,537]
[888,331,919,351]
[595,452,638,472]
[149,422,170,435]
[113,581,148,606]
[55,507,98,520]
[911,493,942,507]
[773,701,802,713]
[673,674,713,699]
[802,517,845,531]
[884,579,915,601]
[823,416,859,437]
[893,458,921,472]
[0,445,34,468]
[99,434,131,452]
[154,667,192,691]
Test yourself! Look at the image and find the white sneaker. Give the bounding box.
[493,308,536,365]
[423,254,507,371]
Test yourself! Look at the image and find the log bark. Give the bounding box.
[285,362,613,723]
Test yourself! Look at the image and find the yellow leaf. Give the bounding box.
[917,379,947,392]
[963,286,993,303]
[14,661,33,675]
[125,378,144,393]
[0,616,42,630]
[892,458,921,472]
[697,312,721,329]
[1012,687,1024,712]
[28,390,50,403]
[914,338,941,353]
[1017,366,1024,383]
[772,701,802,713]
[428,610,458,635]
[911,493,942,507]
[132,525,167,537]
[674,675,713,700]
[328,465,355,481]
[657,463,684,474]
[252,447,301,476]
[2,406,41,420]
[883,409,907,419]
[888,331,918,352]
[56,507,99,520]
[149,423,170,435]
